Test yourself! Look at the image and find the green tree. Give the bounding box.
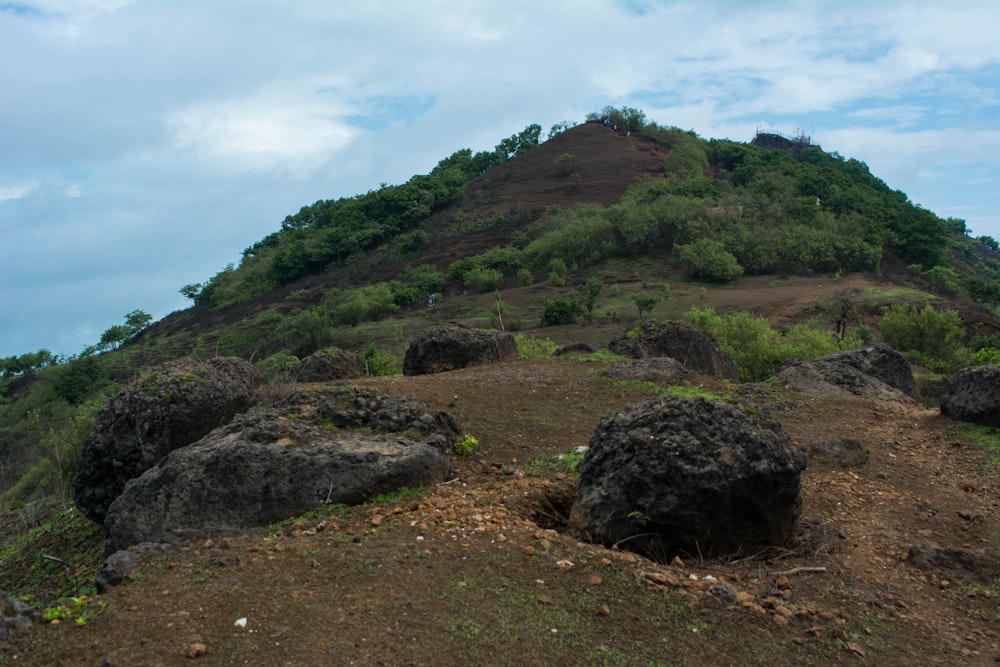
[633,294,660,322]
[577,278,604,322]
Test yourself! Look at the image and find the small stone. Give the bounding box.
[587,575,604,586]
[522,546,535,556]
[555,559,575,570]
[186,642,207,658]
[598,604,611,616]
[537,539,552,552]
[670,556,685,568]
[772,614,789,627]
[736,591,754,604]
[774,575,791,589]
[202,539,214,549]
[537,595,551,604]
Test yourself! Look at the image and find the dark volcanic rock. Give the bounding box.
[570,396,806,559]
[607,320,739,380]
[74,357,261,524]
[600,357,691,383]
[403,326,518,376]
[297,347,361,382]
[940,365,1000,427]
[103,386,460,551]
[777,344,917,402]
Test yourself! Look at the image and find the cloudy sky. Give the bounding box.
[2,1,999,359]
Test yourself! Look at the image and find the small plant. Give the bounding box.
[43,605,70,623]
[453,434,479,457]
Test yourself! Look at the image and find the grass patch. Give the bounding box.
[575,349,629,363]
[526,450,587,477]
[661,381,733,402]
[959,422,1000,466]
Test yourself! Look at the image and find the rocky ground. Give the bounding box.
[3,355,999,666]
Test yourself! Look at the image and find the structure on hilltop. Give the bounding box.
[751,128,814,154]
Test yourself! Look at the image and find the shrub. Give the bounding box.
[548,258,567,286]
[464,266,503,293]
[541,296,583,326]
[878,304,964,369]
[514,333,558,359]
[453,434,478,456]
[675,239,744,283]
[360,343,399,376]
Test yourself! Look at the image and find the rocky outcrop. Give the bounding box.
[607,320,739,380]
[600,357,691,383]
[74,357,261,524]
[777,344,918,402]
[940,366,1000,427]
[570,396,806,559]
[103,386,460,552]
[297,347,361,383]
[403,326,518,376]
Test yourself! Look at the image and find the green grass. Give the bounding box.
[959,422,1000,465]
[526,449,586,476]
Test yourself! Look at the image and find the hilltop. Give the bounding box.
[2,108,1000,665]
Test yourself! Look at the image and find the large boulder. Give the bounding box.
[940,366,1000,426]
[607,320,739,380]
[297,347,361,382]
[777,344,918,402]
[570,396,807,559]
[73,357,261,524]
[403,326,518,376]
[103,386,460,551]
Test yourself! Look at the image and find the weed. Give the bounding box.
[959,423,1000,466]
[453,434,479,457]
[514,333,559,360]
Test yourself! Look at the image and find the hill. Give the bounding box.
[2,108,1000,664]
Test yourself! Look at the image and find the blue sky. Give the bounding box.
[1,0,998,358]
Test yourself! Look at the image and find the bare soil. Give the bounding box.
[5,344,1000,665]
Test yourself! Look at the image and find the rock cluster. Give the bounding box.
[73,357,261,524]
[102,386,459,552]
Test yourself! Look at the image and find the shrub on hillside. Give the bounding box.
[675,239,744,283]
[878,304,964,371]
[541,296,584,326]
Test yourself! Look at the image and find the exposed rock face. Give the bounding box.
[570,396,806,559]
[940,366,1000,427]
[74,357,261,524]
[607,320,739,380]
[297,347,361,383]
[403,326,518,376]
[600,357,691,383]
[777,344,918,402]
[103,386,459,551]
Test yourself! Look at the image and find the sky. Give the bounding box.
[2,0,999,359]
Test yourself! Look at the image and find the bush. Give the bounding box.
[675,239,744,283]
[878,304,964,369]
[453,434,478,457]
[686,307,857,381]
[541,296,583,326]
[514,333,558,359]
[360,343,399,376]
[464,266,503,293]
